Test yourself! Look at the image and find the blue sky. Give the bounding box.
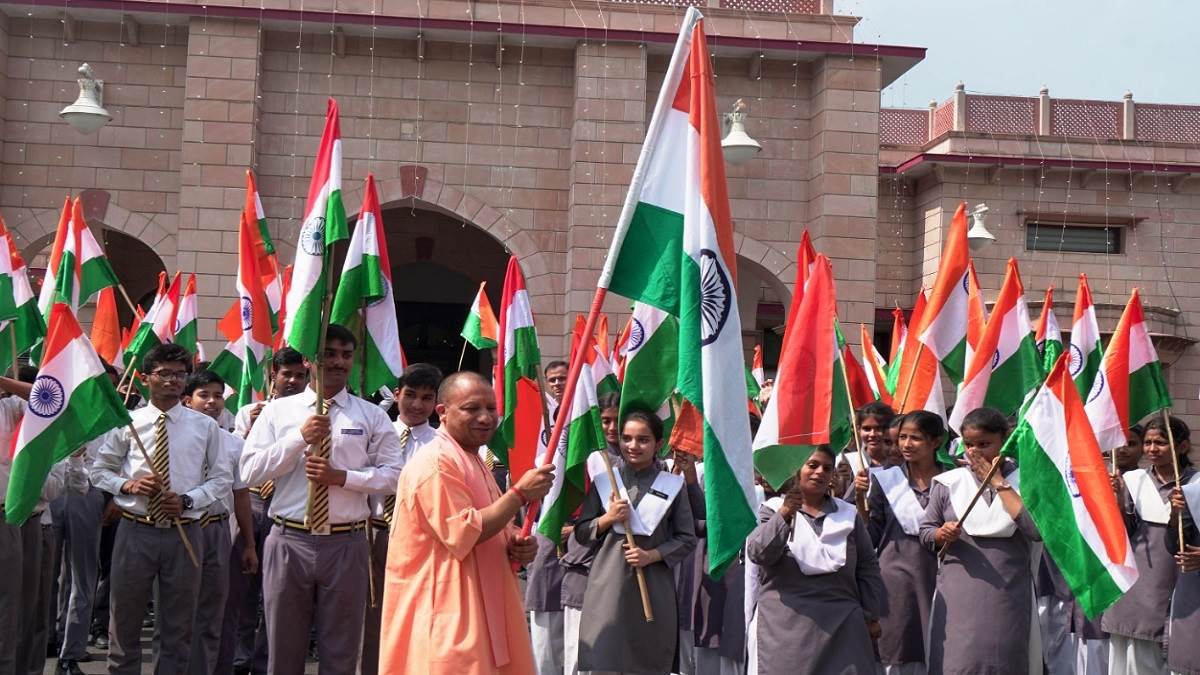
[842,0,1196,108]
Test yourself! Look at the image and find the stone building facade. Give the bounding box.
[0,0,1197,423]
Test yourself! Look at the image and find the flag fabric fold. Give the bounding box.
[0,216,46,370]
[1035,286,1064,375]
[916,203,973,385]
[1002,352,1138,617]
[460,281,499,350]
[1070,274,1104,400]
[490,256,543,467]
[173,274,199,358]
[860,324,893,407]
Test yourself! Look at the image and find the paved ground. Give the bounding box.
[42,627,320,674]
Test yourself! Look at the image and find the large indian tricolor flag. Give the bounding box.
[284,97,349,360]
[754,255,851,489]
[917,203,972,385]
[1003,352,1138,617]
[1085,288,1171,452]
[491,255,543,467]
[601,6,755,577]
[331,173,404,395]
[5,303,130,524]
[949,258,1042,433]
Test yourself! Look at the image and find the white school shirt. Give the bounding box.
[207,429,248,516]
[91,402,233,520]
[0,396,27,509]
[370,420,437,519]
[240,387,403,524]
[234,403,260,439]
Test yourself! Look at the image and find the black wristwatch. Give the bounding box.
[180,494,194,511]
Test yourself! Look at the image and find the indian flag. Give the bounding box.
[4,302,131,524]
[1085,288,1171,452]
[460,281,498,350]
[284,97,349,360]
[536,337,606,543]
[0,216,46,369]
[602,6,755,577]
[754,255,851,489]
[949,258,1042,433]
[1003,352,1138,617]
[71,199,119,307]
[894,286,947,421]
[244,170,283,328]
[331,173,404,395]
[173,274,199,357]
[123,272,176,372]
[884,302,911,395]
[1035,286,1064,375]
[860,323,893,407]
[914,203,972,385]
[36,199,71,318]
[964,260,988,370]
[619,301,678,423]
[491,255,542,466]
[1070,273,1104,400]
[751,344,765,386]
[210,191,277,409]
[572,315,620,397]
[839,321,876,410]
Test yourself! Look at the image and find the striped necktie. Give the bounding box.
[484,447,498,471]
[306,398,335,534]
[383,427,410,526]
[258,480,275,501]
[147,413,172,522]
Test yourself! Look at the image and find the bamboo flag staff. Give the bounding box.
[937,456,1003,561]
[1161,409,1187,552]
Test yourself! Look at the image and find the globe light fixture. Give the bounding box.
[721,98,762,166]
[967,203,995,252]
[59,63,111,134]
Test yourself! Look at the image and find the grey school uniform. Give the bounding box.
[575,463,697,675]
[1168,506,1200,675]
[747,498,883,675]
[692,543,747,665]
[864,468,939,667]
[918,467,1041,675]
[1103,467,1197,643]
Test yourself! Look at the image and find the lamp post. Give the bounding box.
[721,98,762,166]
[59,63,111,134]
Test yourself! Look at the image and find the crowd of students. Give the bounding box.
[0,329,1197,675]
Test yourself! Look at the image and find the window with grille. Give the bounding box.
[1025,222,1123,254]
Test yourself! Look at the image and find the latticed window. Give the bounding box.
[1025,222,1123,254]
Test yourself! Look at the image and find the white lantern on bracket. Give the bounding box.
[59,63,112,134]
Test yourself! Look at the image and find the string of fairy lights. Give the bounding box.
[3,0,1197,365]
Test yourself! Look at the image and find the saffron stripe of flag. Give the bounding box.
[460,281,499,350]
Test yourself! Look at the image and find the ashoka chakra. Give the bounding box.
[628,318,647,352]
[1068,343,1084,376]
[699,248,732,347]
[300,216,326,256]
[29,375,66,418]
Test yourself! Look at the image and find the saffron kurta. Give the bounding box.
[746,498,883,675]
[378,430,535,675]
[918,465,1041,675]
[575,463,698,675]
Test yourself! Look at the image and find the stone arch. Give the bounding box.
[732,231,794,312]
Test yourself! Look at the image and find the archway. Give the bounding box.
[374,203,510,376]
[736,254,790,379]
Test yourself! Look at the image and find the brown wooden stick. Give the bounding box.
[125,422,200,568]
[1161,409,1187,553]
[938,456,1003,560]
[9,329,17,379]
[839,349,870,519]
[597,450,654,622]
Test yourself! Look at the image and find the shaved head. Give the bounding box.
[438,371,491,403]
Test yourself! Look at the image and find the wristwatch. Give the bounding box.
[180,494,194,511]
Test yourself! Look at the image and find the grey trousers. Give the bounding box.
[14,516,43,675]
[59,487,106,661]
[189,519,232,675]
[233,493,272,674]
[27,522,59,675]
[0,513,23,675]
[262,524,369,675]
[107,518,205,675]
[359,524,388,675]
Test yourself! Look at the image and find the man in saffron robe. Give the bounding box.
[379,371,555,674]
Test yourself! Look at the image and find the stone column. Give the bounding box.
[176,17,263,353]
[806,54,882,341]
[562,41,647,359]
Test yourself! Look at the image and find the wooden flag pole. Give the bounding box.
[896,342,925,413]
[937,456,1003,561]
[838,351,870,519]
[597,448,655,622]
[305,249,338,536]
[9,329,17,379]
[126,423,200,568]
[457,340,468,372]
[1161,409,1187,552]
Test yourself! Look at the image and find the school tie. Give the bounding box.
[258,480,275,501]
[306,398,335,534]
[484,447,497,471]
[147,413,172,522]
[383,427,410,527]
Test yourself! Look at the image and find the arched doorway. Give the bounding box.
[736,255,789,379]
[378,203,510,376]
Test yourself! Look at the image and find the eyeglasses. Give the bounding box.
[150,370,189,381]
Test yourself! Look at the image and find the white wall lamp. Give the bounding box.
[967,203,995,252]
[60,63,111,134]
[721,98,762,166]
